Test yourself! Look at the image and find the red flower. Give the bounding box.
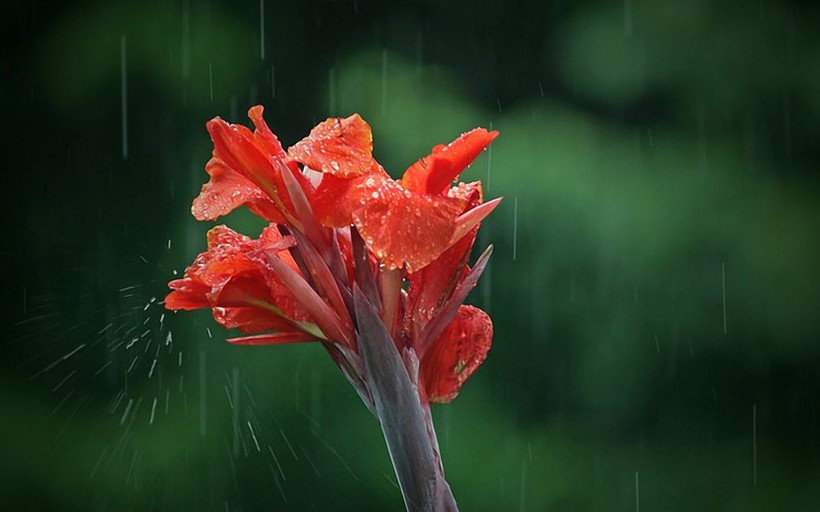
[168,106,499,406]
[165,225,321,342]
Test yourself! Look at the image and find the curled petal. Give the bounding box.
[192,159,284,223]
[289,114,375,178]
[165,279,211,310]
[422,305,493,404]
[207,117,280,199]
[248,105,287,158]
[401,128,498,195]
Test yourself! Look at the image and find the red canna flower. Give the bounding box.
[166,106,501,511]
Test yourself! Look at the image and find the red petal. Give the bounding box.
[207,224,252,249]
[405,224,476,335]
[192,158,284,223]
[247,105,287,158]
[289,114,374,178]
[400,128,498,195]
[311,164,391,228]
[207,117,280,199]
[352,175,463,272]
[208,274,278,307]
[164,279,211,310]
[212,307,295,333]
[311,173,361,227]
[227,331,316,345]
[421,305,492,404]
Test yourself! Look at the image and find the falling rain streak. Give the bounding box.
[624,0,633,37]
[486,122,493,193]
[199,351,207,437]
[120,34,127,160]
[328,67,337,115]
[753,403,758,486]
[381,49,387,116]
[722,261,727,335]
[512,197,518,261]
[181,0,190,79]
[209,62,214,101]
[260,0,265,60]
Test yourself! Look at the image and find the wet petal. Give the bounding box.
[212,306,295,333]
[421,305,492,404]
[289,114,374,178]
[227,331,317,345]
[164,279,211,310]
[247,105,287,158]
[310,164,391,228]
[352,175,463,272]
[405,224,476,335]
[207,117,280,199]
[191,159,283,222]
[401,128,498,195]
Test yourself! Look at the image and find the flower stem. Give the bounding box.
[354,286,458,511]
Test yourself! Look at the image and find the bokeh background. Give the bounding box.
[3,0,820,510]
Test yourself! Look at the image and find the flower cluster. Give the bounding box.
[165,106,499,406]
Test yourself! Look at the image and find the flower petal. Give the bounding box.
[405,224,476,336]
[227,331,317,345]
[418,245,493,355]
[352,175,463,272]
[422,305,492,404]
[289,114,374,178]
[212,306,295,333]
[400,128,498,195]
[165,279,211,310]
[310,164,391,228]
[247,105,287,158]
[207,117,280,199]
[192,158,284,223]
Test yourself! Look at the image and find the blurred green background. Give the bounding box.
[3,0,819,510]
